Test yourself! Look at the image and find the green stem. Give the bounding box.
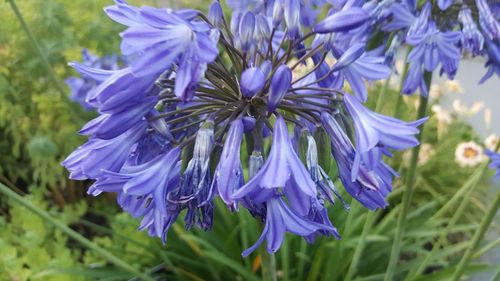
[393,50,410,119]
[261,250,277,281]
[8,0,67,99]
[375,78,391,113]
[0,183,155,281]
[345,212,377,281]
[384,72,431,281]
[451,190,500,281]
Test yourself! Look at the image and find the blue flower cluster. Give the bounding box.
[382,0,499,95]
[64,0,498,256]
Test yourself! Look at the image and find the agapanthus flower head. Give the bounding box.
[382,0,499,93]
[64,0,436,256]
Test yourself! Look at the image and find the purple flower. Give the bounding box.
[208,0,223,26]
[458,6,485,55]
[486,150,500,178]
[171,121,215,230]
[437,0,454,10]
[79,96,157,140]
[284,0,301,38]
[480,38,500,83]
[212,119,245,210]
[321,113,393,210]
[313,8,370,34]
[238,11,256,52]
[344,93,427,155]
[476,0,500,40]
[62,122,147,180]
[332,44,391,102]
[106,2,219,101]
[240,67,266,97]
[403,21,461,95]
[382,3,417,32]
[89,148,181,241]
[268,65,292,111]
[65,49,120,110]
[232,115,317,200]
[64,0,499,257]
[407,22,461,75]
[241,197,336,257]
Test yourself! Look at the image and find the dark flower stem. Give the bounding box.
[384,72,431,281]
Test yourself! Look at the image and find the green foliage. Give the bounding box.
[0,191,87,281]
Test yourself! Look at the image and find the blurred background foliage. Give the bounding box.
[0,1,498,281]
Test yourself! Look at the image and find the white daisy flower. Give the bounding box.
[485,134,499,152]
[455,141,486,168]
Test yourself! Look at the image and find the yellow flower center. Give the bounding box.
[463,147,479,159]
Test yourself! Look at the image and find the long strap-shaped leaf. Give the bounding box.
[450,189,500,281]
[0,183,155,281]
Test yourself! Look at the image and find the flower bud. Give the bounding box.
[240,67,265,97]
[208,1,223,26]
[260,60,273,78]
[313,8,369,34]
[284,0,301,38]
[239,11,256,52]
[272,1,284,27]
[255,14,272,40]
[268,65,292,112]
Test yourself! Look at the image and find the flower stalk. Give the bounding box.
[384,72,431,281]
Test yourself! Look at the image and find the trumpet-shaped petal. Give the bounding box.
[62,122,147,180]
[232,116,317,200]
[89,148,181,241]
[212,119,245,209]
[321,113,392,210]
[242,197,336,257]
[344,93,427,154]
